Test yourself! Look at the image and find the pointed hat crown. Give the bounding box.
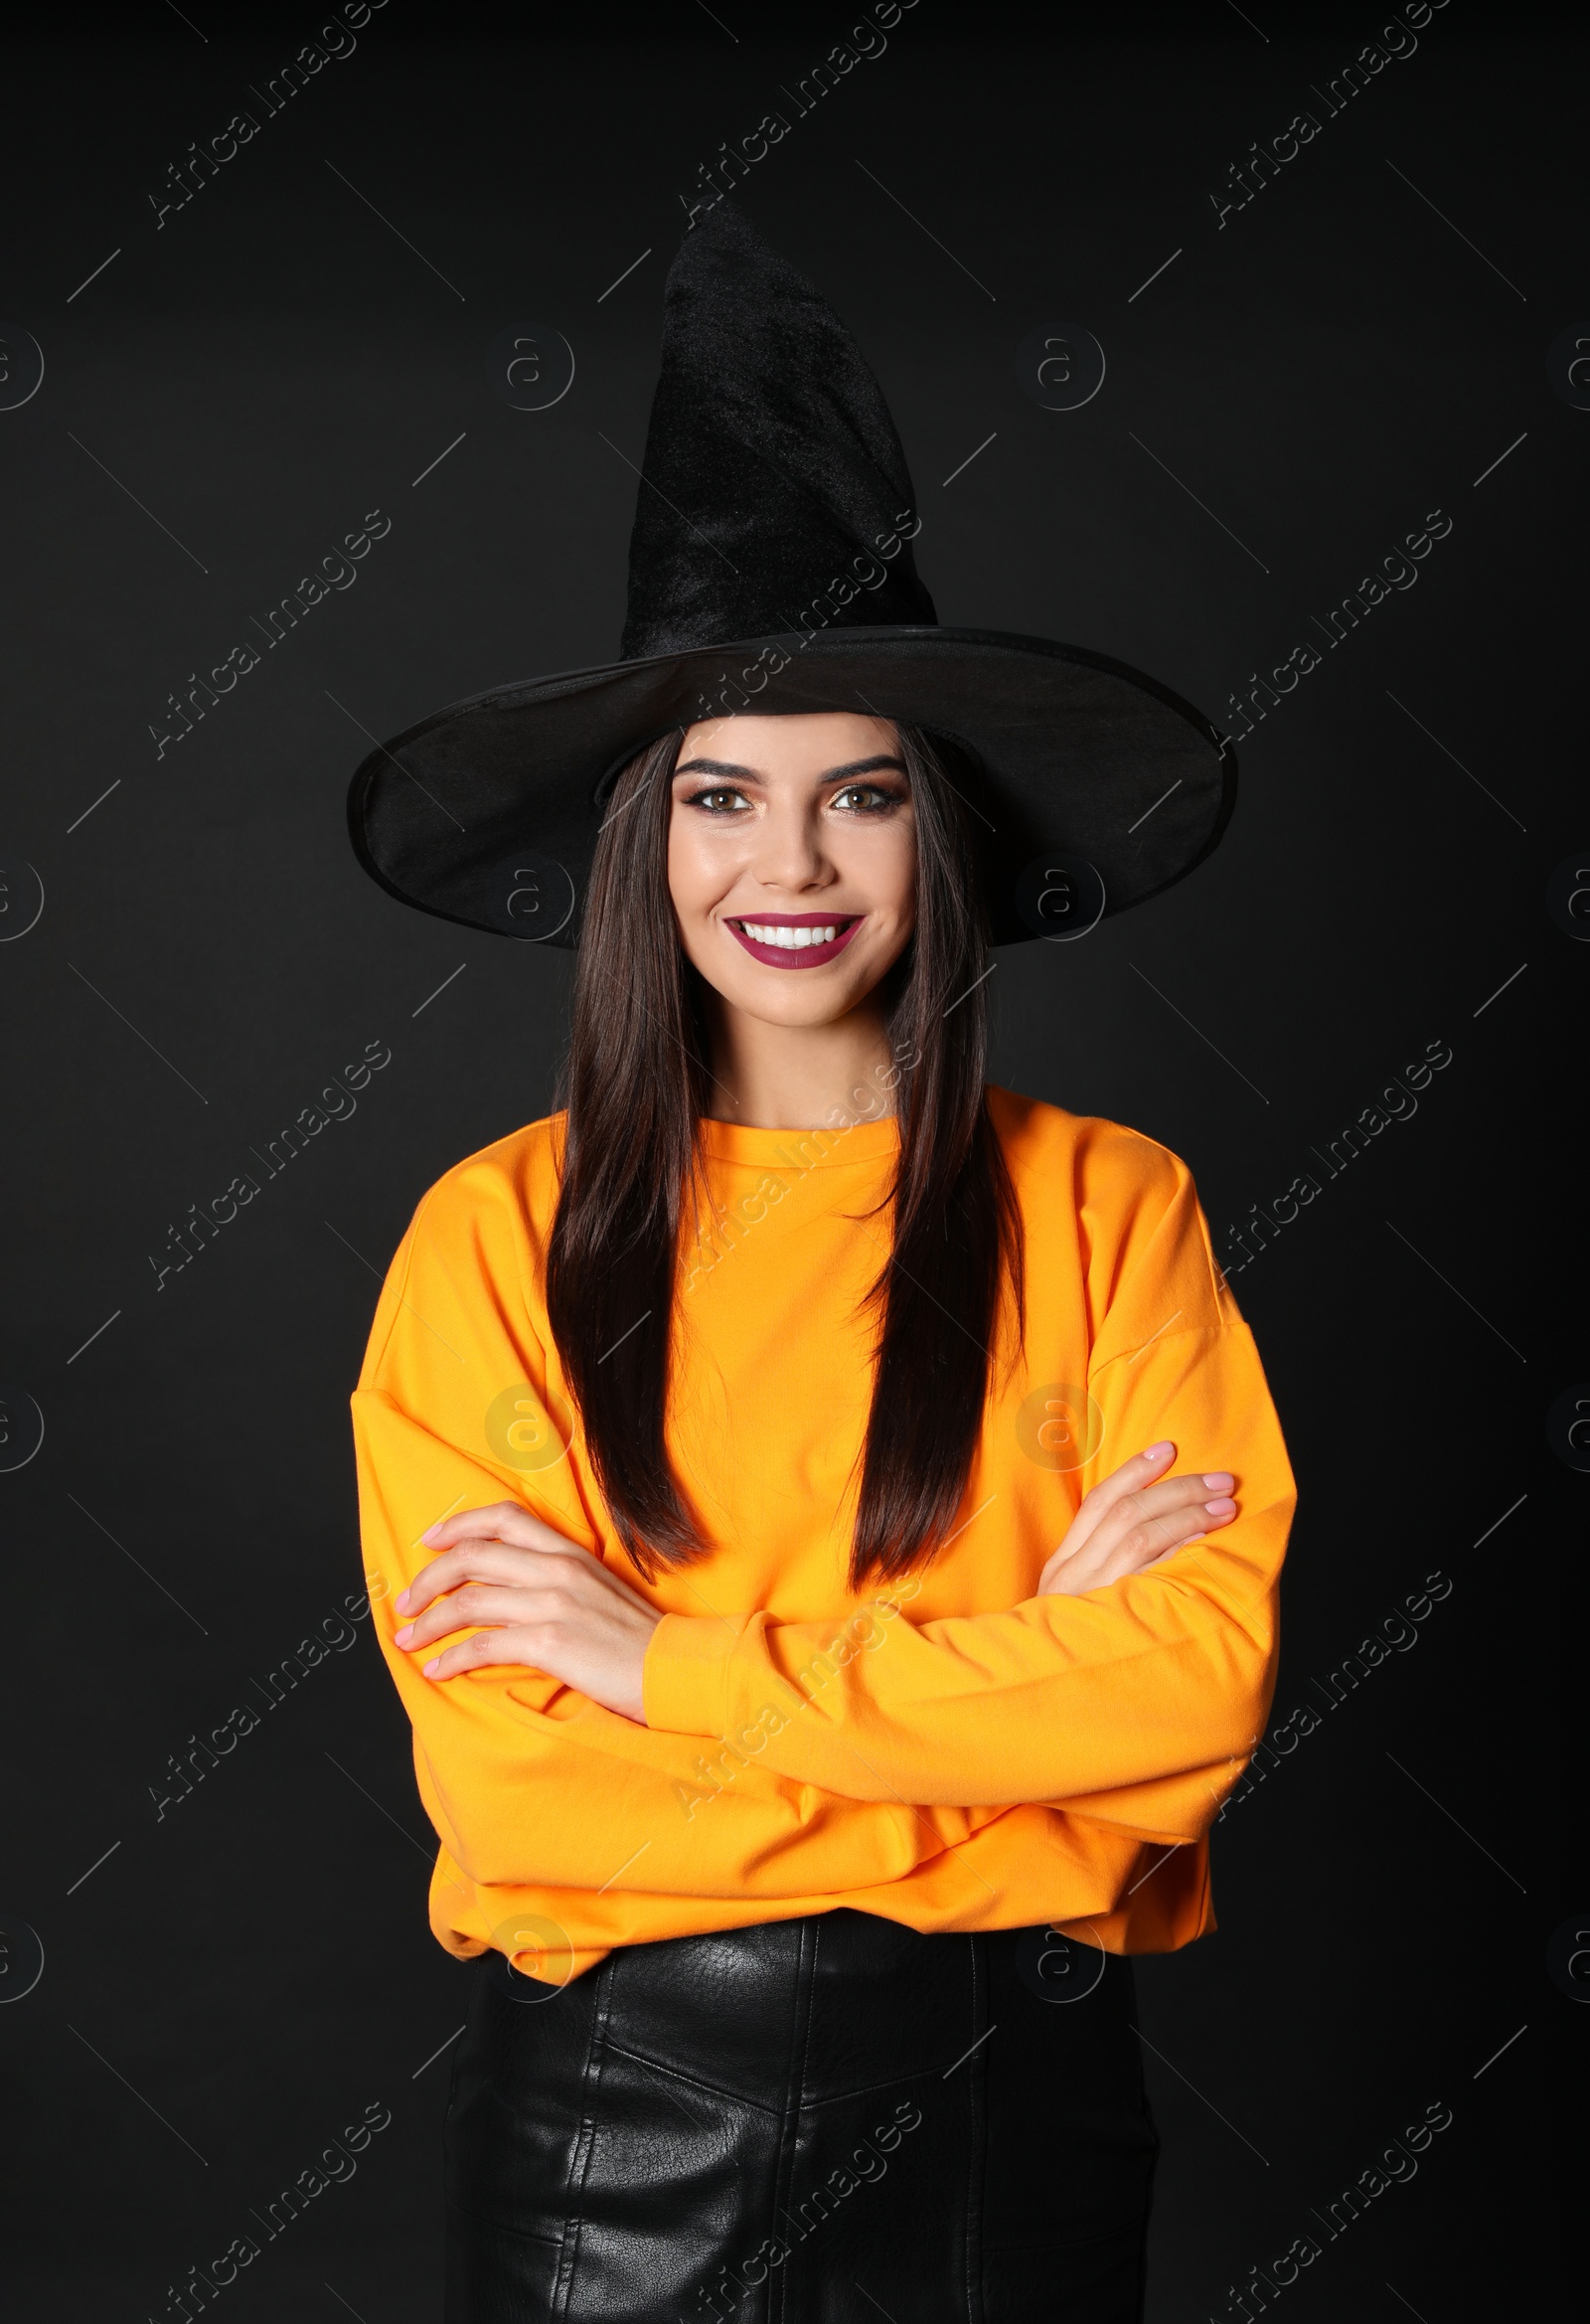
[620,203,937,658]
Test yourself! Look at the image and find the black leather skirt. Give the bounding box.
[444,1909,1158,2323]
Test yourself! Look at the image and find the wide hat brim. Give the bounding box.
[348,622,1235,949]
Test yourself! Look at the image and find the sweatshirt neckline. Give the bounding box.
[698,1115,900,1169]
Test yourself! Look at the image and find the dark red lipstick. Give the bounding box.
[724,912,863,970]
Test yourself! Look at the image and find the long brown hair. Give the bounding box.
[545,723,1024,1589]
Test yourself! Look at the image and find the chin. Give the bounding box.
[733,979,865,1028]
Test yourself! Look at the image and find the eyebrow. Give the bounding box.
[672,753,907,782]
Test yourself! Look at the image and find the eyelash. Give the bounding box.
[682,783,903,817]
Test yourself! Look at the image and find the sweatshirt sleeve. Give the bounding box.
[642,1141,1296,1835]
[351,1150,990,1904]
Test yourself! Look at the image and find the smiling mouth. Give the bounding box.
[725,913,864,969]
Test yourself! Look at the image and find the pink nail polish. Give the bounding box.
[1143,1441,1173,1461]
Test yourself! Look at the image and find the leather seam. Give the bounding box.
[598,2036,783,2119]
[770,1919,819,2324]
[966,1931,987,2324]
[445,2202,562,2250]
[549,1955,613,2318]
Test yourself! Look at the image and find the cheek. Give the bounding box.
[888,831,918,923]
[666,818,721,922]
[846,819,917,934]
[667,813,755,986]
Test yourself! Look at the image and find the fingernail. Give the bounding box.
[1143,1441,1173,1462]
[421,1657,440,1677]
[395,1623,414,1645]
[1204,1497,1237,1517]
[1202,1472,1234,1491]
[395,1588,412,1612]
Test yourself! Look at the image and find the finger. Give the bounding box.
[420,1625,533,1682]
[1119,1491,1238,1564]
[397,1538,586,1617]
[1059,1442,1177,1555]
[419,1501,567,1555]
[1146,1494,1241,1566]
[397,1541,520,1616]
[395,1581,556,1652]
[1035,1547,1066,1594]
[1082,1471,1236,1557]
[1039,1487,1237,1595]
[1094,1497,1238,1583]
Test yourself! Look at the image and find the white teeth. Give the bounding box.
[739,922,841,949]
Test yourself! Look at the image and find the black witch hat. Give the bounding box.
[347,204,1234,947]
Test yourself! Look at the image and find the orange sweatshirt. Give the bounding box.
[352,1087,1296,1983]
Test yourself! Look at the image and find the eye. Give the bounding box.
[829,782,902,814]
[684,785,751,815]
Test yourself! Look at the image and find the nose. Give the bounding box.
[749,792,833,895]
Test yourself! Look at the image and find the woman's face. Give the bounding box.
[667,712,917,1029]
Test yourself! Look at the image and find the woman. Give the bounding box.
[349,210,1293,2322]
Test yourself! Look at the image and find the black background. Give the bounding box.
[1,2,1579,2315]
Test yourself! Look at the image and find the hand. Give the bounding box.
[393,1501,662,1723]
[1036,1441,1237,1597]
